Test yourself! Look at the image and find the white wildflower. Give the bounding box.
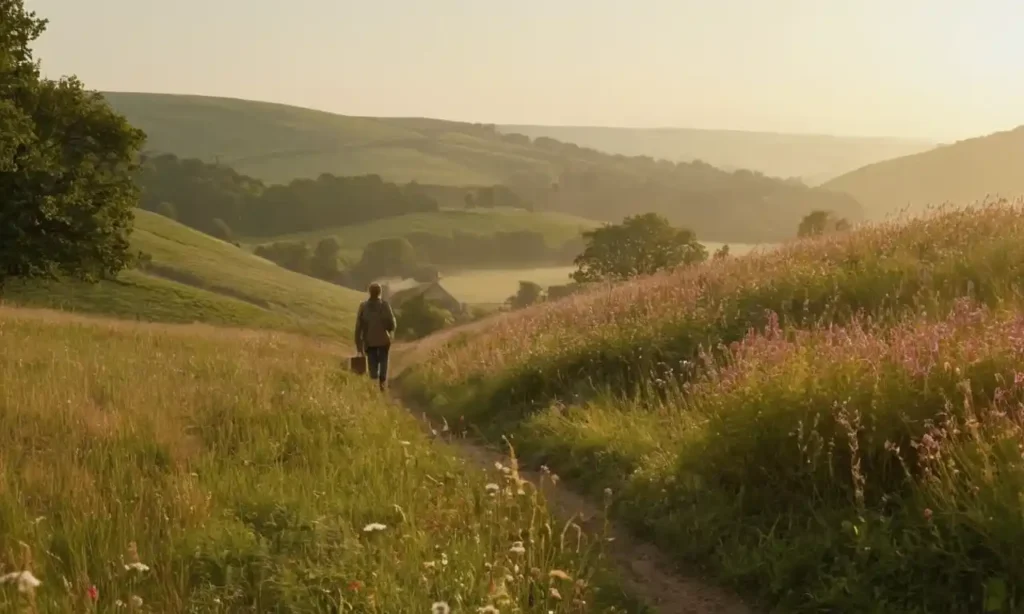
[509,541,526,555]
[363,523,387,532]
[431,601,451,614]
[0,571,41,593]
[124,562,150,572]
[478,606,500,613]
[398,440,411,446]
[485,483,500,494]
[130,595,144,608]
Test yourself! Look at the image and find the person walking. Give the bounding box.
[354,282,397,391]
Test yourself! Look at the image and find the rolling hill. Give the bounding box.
[499,124,936,185]
[3,210,362,338]
[823,125,1024,218]
[104,92,864,243]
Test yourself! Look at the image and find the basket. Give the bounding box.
[349,354,366,375]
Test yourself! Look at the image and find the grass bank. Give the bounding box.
[0,308,640,613]
[3,210,362,339]
[400,201,1024,612]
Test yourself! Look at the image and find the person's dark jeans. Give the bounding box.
[365,345,390,386]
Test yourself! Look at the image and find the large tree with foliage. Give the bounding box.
[797,209,851,238]
[571,213,707,283]
[0,0,145,293]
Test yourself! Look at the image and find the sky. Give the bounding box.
[25,0,1024,141]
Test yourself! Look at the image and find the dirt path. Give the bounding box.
[388,325,756,614]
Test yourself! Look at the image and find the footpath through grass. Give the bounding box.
[0,308,640,613]
[401,201,1024,612]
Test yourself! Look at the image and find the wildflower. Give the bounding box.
[603,487,613,498]
[88,585,99,601]
[124,542,148,572]
[348,580,363,591]
[485,483,500,494]
[509,541,526,555]
[923,508,934,521]
[399,440,411,446]
[0,571,41,593]
[423,561,437,569]
[431,601,451,614]
[478,606,500,613]
[363,523,387,532]
[550,587,562,600]
[549,569,572,581]
[130,595,143,608]
[441,552,449,566]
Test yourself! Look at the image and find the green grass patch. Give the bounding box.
[3,210,362,339]
[0,308,643,613]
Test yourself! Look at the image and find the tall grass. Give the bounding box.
[407,201,1024,421]
[0,308,638,613]
[401,201,1024,611]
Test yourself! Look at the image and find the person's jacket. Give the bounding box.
[355,297,397,350]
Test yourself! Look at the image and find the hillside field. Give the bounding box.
[256,207,601,261]
[824,125,1024,218]
[2,210,362,339]
[0,307,644,612]
[401,201,1024,612]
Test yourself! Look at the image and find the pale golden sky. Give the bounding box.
[27,0,1024,140]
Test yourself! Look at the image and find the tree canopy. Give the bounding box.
[797,209,851,238]
[1,0,145,291]
[136,153,440,238]
[571,213,707,283]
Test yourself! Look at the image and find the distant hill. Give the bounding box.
[103,92,864,243]
[498,125,935,185]
[823,126,1024,218]
[4,210,362,338]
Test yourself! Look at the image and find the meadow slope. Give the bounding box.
[0,308,647,613]
[401,201,1024,612]
[3,210,362,339]
[824,125,1024,218]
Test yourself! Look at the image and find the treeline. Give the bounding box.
[506,162,862,244]
[400,121,866,243]
[135,153,440,238]
[253,229,583,291]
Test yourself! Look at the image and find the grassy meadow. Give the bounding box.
[0,307,643,613]
[3,210,362,339]
[400,201,1024,612]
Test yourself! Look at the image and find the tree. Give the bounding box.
[571,213,707,283]
[355,237,417,279]
[508,281,544,309]
[396,294,452,340]
[0,1,146,293]
[310,237,341,280]
[797,210,850,238]
[713,244,731,260]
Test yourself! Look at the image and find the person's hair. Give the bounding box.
[368,282,382,298]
